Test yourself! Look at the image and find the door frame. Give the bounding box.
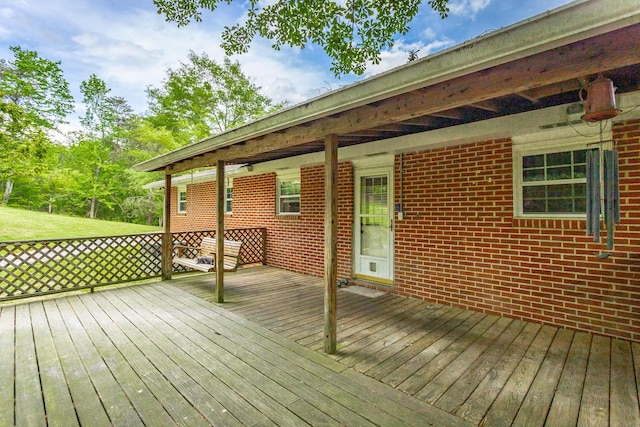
[353,163,394,284]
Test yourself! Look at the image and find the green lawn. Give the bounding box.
[0,207,162,241]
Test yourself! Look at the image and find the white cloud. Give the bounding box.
[363,35,455,78]
[448,0,492,18]
[422,27,437,40]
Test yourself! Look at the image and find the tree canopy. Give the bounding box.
[146,52,285,144]
[153,0,450,75]
[1,45,283,224]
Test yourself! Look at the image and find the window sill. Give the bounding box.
[513,217,585,229]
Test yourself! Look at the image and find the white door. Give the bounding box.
[354,168,394,283]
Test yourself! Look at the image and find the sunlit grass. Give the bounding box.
[0,206,161,241]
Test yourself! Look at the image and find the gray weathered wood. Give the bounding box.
[578,335,611,427]
[512,328,574,427]
[14,304,46,427]
[216,159,225,302]
[610,339,640,427]
[324,134,338,354]
[162,172,172,280]
[29,303,79,427]
[0,307,15,427]
[545,332,592,427]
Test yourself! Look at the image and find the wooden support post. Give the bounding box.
[215,160,225,303]
[161,172,172,280]
[324,134,338,354]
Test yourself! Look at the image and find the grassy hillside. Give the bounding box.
[0,207,162,241]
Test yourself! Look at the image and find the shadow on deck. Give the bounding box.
[172,265,640,427]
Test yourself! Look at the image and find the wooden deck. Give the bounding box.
[172,266,640,427]
[0,273,469,426]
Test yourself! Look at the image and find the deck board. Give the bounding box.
[170,267,640,427]
[578,335,611,427]
[610,339,640,427]
[3,265,639,426]
[544,332,591,427]
[30,303,80,427]
[0,306,15,427]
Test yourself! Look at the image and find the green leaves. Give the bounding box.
[154,0,450,76]
[0,46,74,129]
[146,52,284,143]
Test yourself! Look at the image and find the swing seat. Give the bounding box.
[173,237,243,273]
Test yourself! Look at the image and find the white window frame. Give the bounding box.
[225,178,233,214]
[276,171,301,215]
[513,132,607,219]
[177,187,187,213]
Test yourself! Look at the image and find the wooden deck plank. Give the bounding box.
[383,311,486,388]
[14,303,46,427]
[338,369,472,427]
[338,304,450,368]
[292,294,401,345]
[272,294,373,338]
[511,328,574,427]
[481,325,557,427]
[543,331,591,427]
[416,316,513,403]
[43,299,115,426]
[434,319,527,413]
[577,335,611,427]
[143,283,472,426]
[0,306,15,427]
[400,314,502,395]
[55,297,147,426]
[308,297,425,352]
[455,321,542,424]
[287,400,341,427]
[79,292,246,426]
[111,286,308,427]
[352,305,459,374]
[143,286,397,426]
[95,289,276,427]
[365,308,473,381]
[69,293,211,427]
[29,302,80,427]
[610,339,640,427]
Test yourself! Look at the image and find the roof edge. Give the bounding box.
[135,0,640,173]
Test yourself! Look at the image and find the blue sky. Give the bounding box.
[1,0,573,132]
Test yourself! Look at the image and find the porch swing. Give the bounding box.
[172,170,244,273]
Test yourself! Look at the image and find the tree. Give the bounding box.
[153,0,450,75]
[0,46,73,205]
[77,74,137,219]
[0,46,74,129]
[146,52,284,144]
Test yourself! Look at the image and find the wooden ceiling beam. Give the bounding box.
[517,79,583,103]
[469,99,501,112]
[429,109,466,120]
[168,26,640,173]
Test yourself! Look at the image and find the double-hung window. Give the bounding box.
[225,179,233,214]
[177,187,187,213]
[520,149,588,215]
[277,173,301,215]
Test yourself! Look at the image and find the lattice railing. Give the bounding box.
[0,228,266,301]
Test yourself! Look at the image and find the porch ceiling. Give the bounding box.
[135,1,640,175]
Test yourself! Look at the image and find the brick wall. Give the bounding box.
[394,119,640,341]
[171,162,354,279]
[169,119,639,342]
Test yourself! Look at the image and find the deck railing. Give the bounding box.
[0,228,266,301]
